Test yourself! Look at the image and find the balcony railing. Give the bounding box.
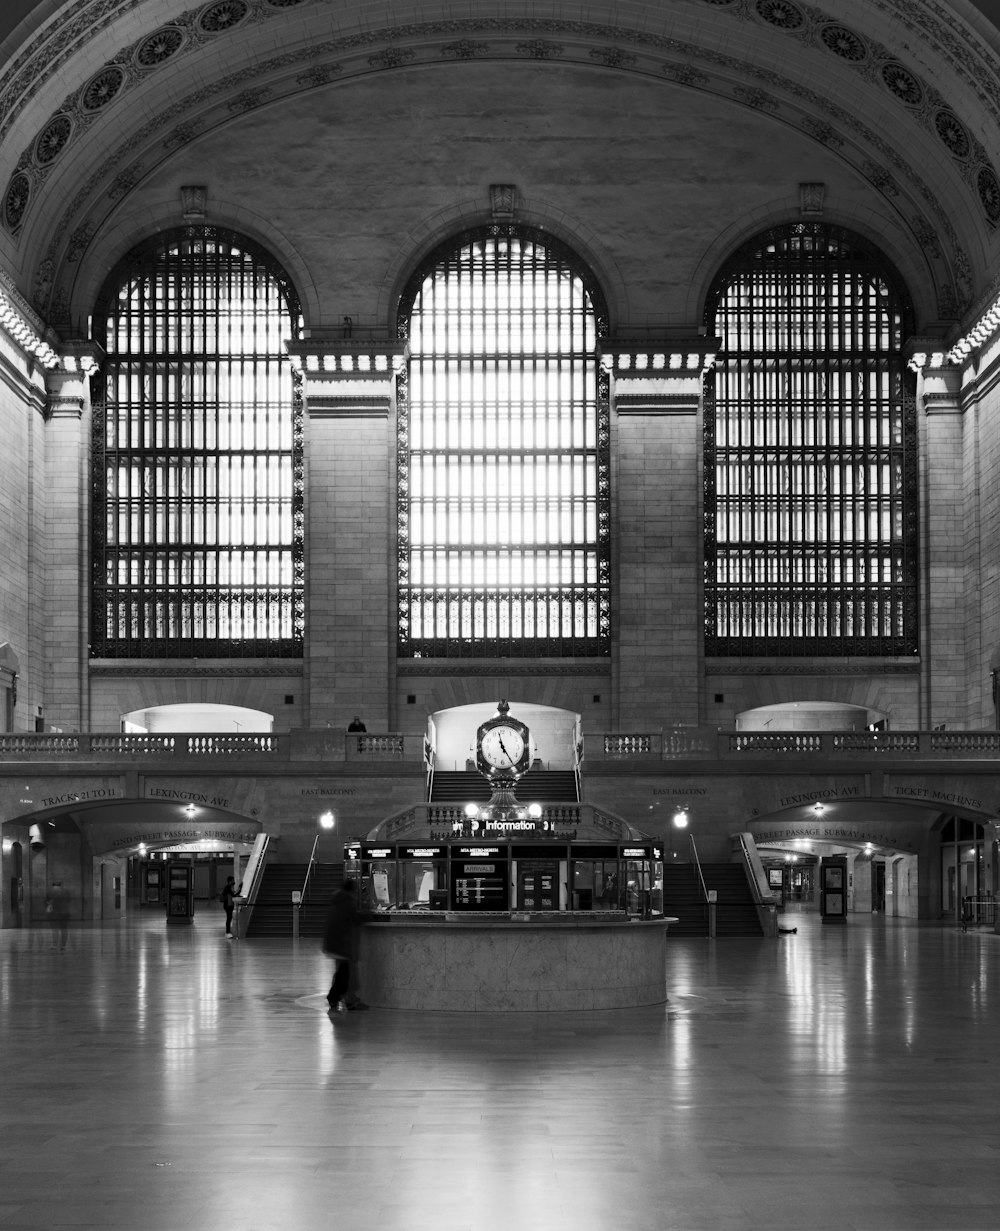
[592,729,1000,760]
[2,728,999,765]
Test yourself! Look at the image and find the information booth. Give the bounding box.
[344,837,673,1011]
[345,839,664,919]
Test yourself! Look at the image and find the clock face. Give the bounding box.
[480,724,526,771]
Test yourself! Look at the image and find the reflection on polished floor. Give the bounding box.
[1,905,998,1231]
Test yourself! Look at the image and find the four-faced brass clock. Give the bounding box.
[476,701,531,781]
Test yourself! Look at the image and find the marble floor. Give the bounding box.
[1,905,998,1231]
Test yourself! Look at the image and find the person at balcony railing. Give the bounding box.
[347,716,367,733]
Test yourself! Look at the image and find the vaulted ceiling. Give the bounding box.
[1,0,999,342]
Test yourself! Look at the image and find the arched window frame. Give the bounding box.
[703,222,918,657]
[396,223,611,659]
[90,225,304,659]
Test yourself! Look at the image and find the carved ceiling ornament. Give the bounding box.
[0,3,980,324]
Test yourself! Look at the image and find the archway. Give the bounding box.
[122,703,273,734]
[428,701,580,772]
[737,701,883,732]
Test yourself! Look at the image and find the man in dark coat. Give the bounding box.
[322,879,368,1011]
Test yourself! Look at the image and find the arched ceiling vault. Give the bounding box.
[1,0,1000,338]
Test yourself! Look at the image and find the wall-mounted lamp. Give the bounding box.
[813,802,825,815]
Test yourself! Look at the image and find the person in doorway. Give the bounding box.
[220,875,242,938]
[46,880,71,950]
[347,716,366,732]
[322,878,368,1011]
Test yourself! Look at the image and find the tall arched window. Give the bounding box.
[704,222,917,656]
[397,226,610,658]
[91,227,303,658]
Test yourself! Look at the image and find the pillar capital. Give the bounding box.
[602,335,718,415]
[285,339,407,418]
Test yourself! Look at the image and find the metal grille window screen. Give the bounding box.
[704,223,917,656]
[397,227,610,658]
[91,227,303,658]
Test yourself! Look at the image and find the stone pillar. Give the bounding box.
[912,355,966,728]
[605,339,716,729]
[287,339,405,730]
[43,345,99,731]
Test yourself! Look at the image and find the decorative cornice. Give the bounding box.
[286,340,406,375]
[704,661,920,675]
[397,659,612,676]
[614,393,699,415]
[89,664,304,677]
[306,397,390,418]
[601,338,719,375]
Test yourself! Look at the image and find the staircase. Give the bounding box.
[705,863,764,936]
[430,768,578,803]
[662,863,710,936]
[244,861,344,938]
[662,862,764,937]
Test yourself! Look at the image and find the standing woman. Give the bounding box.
[220,875,242,937]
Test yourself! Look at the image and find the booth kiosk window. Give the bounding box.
[571,843,621,910]
[621,844,663,917]
[511,843,565,911]
[344,840,665,917]
[345,843,398,912]
[397,844,448,909]
[450,845,510,911]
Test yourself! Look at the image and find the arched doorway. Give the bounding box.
[122,703,273,733]
[736,701,883,732]
[939,815,995,924]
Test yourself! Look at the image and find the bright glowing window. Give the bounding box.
[704,223,917,656]
[91,228,303,658]
[397,227,610,658]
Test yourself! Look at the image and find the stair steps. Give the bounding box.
[430,768,578,803]
[244,862,344,939]
[662,863,764,937]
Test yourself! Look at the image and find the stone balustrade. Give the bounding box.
[2,727,1000,764]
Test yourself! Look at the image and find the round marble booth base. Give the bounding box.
[358,915,673,1011]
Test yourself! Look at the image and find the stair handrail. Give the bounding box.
[234,833,270,937]
[299,835,320,904]
[689,833,710,901]
[735,831,779,938]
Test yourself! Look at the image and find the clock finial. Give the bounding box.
[497,698,509,717]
